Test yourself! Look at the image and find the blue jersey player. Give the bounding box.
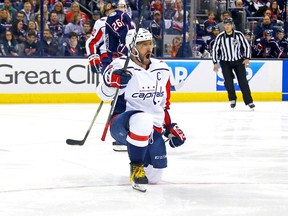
[105,0,134,69]
[104,0,135,151]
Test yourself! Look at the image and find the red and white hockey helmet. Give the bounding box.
[125,28,153,49]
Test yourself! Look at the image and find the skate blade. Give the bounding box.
[132,182,147,192]
[112,142,127,152]
[112,145,127,152]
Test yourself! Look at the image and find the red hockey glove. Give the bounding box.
[104,68,132,89]
[164,123,186,148]
[88,54,101,73]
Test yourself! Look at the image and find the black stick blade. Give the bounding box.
[66,139,84,146]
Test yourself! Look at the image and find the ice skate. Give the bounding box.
[230,100,236,109]
[112,141,127,152]
[130,163,148,192]
[248,103,255,111]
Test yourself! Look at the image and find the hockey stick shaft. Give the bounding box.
[66,101,104,145]
[100,0,148,141]
[66,65,103,146]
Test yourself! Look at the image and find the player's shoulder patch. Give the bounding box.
[109,12,117,17]
[151,23,157,28]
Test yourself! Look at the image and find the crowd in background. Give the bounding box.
[0,0,287,58]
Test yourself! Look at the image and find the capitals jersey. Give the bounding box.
[97,57,172,128]
[105,10,134,62]
[85,17,108,63]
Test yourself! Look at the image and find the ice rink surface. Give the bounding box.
[0,102,288,216]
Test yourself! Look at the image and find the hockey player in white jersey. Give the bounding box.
[86,16,108,74]
[96,28,186,192]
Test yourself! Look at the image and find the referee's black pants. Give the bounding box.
[220,59,253,105]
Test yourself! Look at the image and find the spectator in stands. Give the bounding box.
[282,2,288,33]
[58,0,73,14]
[253,15,275,39]
[90,10,101,27]
[35,13,49,31]
[2,0,18,22]
[170,35,182,57]
[275,27,288,57]
[79,31,91,57]
[175,32,192,58]
[150,0,163,16]
[78,20,91,46]
[21,1,35,26]
[168,0,189,34]
[263,8,283,25]
[23,30,39,56]
[149,10,163,57]
[62,32,83,56]
[0,8,12,38]
[51,1,66,25]
[42,29,59,56]
[10,20,26,45]
[253,29,282,58]
[26,20,39,40]
[215,11,234,32]
[246,0,269,17]
[47,11,64,41]
[163,0,174,20]
[13,11,27,30]
[35,3,49,23]
[65,2,89,24]
[82,21,91,35]
[230,0,248,31]
[0,30,18,56]
[64,13,84,38]
[270,0,283,21]
[203,11,217,37]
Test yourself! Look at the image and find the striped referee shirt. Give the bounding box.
[212,30,251,64]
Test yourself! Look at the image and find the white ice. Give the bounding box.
[0,102,288,216]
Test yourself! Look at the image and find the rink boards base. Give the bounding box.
[0,92,282,104]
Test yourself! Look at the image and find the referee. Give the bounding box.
[212,17,255,110]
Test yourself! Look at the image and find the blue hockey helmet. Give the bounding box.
[264,29,273,37]
[212,26,220,31]
[276,27,285,34]
[244,29,252,36]
[105,0,118,8]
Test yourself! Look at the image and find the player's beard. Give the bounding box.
[139,52,152,65]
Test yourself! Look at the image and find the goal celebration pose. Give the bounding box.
[96,28,186,192]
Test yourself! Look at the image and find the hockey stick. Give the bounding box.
[66,101,104,145]
[66,65,103,146]
[101,0,148,141]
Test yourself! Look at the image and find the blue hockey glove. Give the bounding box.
[164,123,186,148]
[88,54,101,73]
[104,68,132,89]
